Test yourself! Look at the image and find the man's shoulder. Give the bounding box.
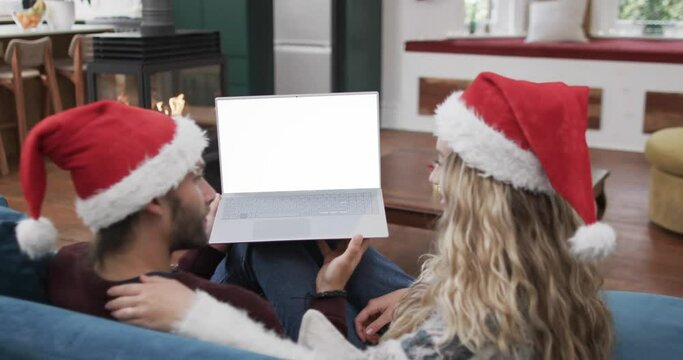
[172,272,275,313]
[50,242,92,273]
[48,242,112,318]
[55,241,91,258]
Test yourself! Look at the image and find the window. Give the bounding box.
[593,0,683,38]
[462,0,526,36]
[619,0,683,23]
[464,0,494,34]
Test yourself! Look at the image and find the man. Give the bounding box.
[15,101,411,346]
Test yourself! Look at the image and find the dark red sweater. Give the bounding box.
[47,242,346,336]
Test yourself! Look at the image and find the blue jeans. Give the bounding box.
[211,241,413,347]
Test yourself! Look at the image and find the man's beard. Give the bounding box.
[167,194,208,252]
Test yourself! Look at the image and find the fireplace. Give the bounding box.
[85,31,224,111]
[85,29,225,189]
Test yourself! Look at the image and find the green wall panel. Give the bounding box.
[228,84,249,96]
[172,0,272,96]
[245,0,273,95]
[227,56,248,84]
[333,0,381,93]
[203,0,248,57]
[343,0,381,92]
[172,0,203,28]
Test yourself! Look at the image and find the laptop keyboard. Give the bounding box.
[222,192,379,219]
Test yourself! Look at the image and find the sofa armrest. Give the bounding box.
[605,290,683,360]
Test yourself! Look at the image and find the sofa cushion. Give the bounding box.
[605,290,683,359]
[0,295,275,359]
[526,0,589,43]
[645,127,683,177]
[0,205,51,303]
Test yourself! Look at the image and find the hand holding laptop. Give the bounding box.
[316,235,369,292]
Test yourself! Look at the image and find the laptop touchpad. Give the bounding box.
[253,218,311,239]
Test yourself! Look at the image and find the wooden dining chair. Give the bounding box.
[55,34,85,106]
[0,37,63,176]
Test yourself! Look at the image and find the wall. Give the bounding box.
[75,0,141,20]
[398,52,682,152]
[381,0,463,127]
[172,0,379,96]
[381,0,673,152]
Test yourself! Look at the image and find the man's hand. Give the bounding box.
[315,235,369,292]
[205,194,231,253]
[106,275,196,332]
[355,288,409,344]
[204,193,220,237]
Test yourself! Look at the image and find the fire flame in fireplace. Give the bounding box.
[154,94,186,116]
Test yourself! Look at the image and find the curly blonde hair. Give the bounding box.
[383,153,613,359]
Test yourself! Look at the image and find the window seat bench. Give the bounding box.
[389,38,683,151]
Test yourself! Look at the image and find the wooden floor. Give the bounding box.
[1,129,682,298]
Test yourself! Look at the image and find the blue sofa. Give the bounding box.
[1,196,682,359]
[0,198,272,359]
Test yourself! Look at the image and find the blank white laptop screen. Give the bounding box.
[216,93,380,194]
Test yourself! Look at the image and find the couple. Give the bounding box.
[17,72,615,359]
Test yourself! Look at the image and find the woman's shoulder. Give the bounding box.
[364,314,478,360]
[402,315,476,360]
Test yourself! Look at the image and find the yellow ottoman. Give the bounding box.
[645,128,683,234]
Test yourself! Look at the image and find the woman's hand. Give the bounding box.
[315,235,369,292]
[354,288,409,344]
[105,275,196,332]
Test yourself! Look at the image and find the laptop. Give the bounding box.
[209,92,388,244]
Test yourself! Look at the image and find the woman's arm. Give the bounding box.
[354,288,409,343]
[305,235,370,336]
[106,275,312,359]
[106,236,368,334]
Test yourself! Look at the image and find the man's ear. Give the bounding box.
[143,197,165,216]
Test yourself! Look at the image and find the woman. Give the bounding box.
[107,72,616,359]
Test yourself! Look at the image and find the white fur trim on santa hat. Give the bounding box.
[174,290,315,360]
[434,92,553,193]
[75,115,207,231]
[15,217,57,259]
[568,222,616,261]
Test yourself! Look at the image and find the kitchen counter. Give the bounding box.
[0,24,113,39]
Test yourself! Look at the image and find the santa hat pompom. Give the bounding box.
[568,222,616,262]
[15,217,57,260]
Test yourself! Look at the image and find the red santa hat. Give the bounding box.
[434,72,615,261]
[16,101,207,259]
